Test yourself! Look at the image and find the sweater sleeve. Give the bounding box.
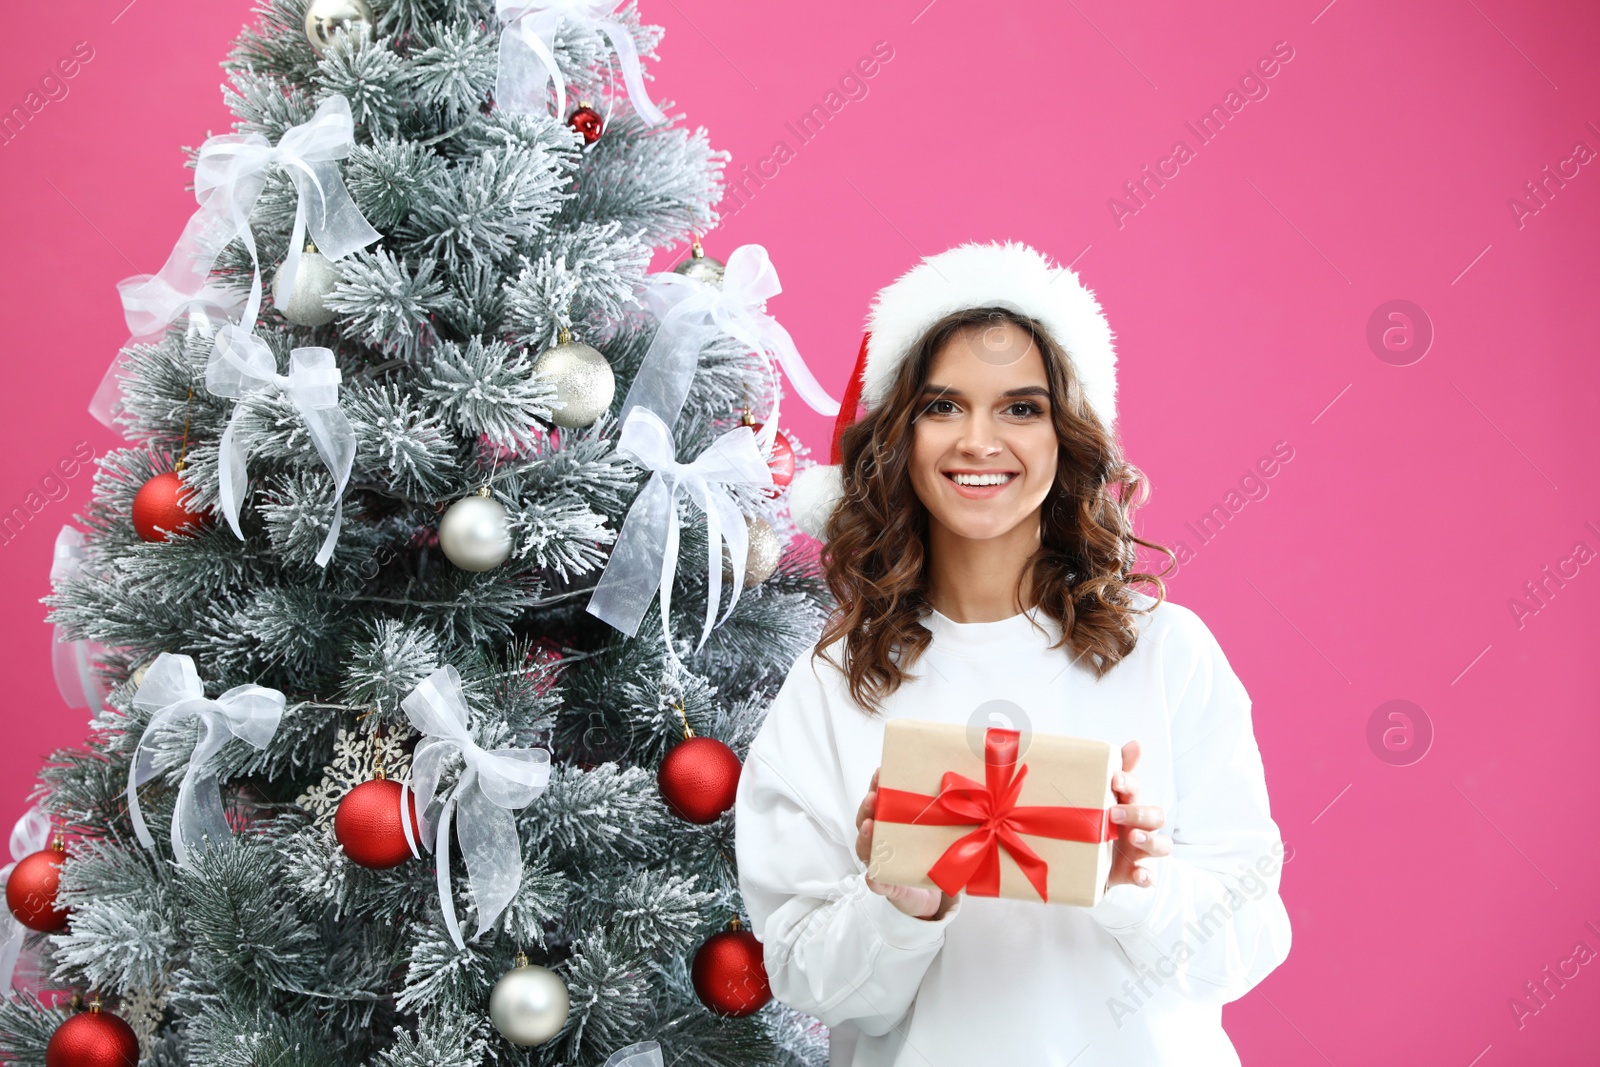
[1087,607,1293,1004]
[734,657,961,1036]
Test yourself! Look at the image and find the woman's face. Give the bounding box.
[908,319,1059,544]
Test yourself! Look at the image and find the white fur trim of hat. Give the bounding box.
[790,239,1118,540]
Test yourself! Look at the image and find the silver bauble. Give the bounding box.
[304,0,374,54]
[438,492,512,572]
[533,336,614,428]
[489,960,569,1047]
[743,517,782,586]
[272,247,341,327]
[672,239,724,286]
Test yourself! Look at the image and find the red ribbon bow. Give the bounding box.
[874,727,1113,902]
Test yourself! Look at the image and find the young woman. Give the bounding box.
[734,241,1292,1066]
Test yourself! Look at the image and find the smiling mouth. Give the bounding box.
[944,471,1017,487]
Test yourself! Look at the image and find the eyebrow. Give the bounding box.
[920,384,1050,400]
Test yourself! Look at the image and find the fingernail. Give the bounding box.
[1111,807,1126,823]
[1130,829,1146,844]
[1136,869,1149,884]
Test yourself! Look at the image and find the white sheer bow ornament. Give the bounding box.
[586,407,772,650]
[116,93,379,344]
[206,338,355,567]
[495,0,667,126]
[623,244,841,442]
[603,1043,663,1067]
[0,807,53,993]
[50,527,108,717]
[91,281,250,430]
[125,654,285,869]
[400,666,552,951]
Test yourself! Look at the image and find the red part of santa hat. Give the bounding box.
[789,240,1119,539]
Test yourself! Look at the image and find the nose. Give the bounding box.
[956,412,1003,458]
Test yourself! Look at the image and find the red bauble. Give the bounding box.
[657,737,741,824]
[692,928,771,1017]
[6,842,69,933]
[45,1008,139,1067]
[568,105,604,144]
[334,779,421,869]
[745,423,795,495]
[131,471,208,543]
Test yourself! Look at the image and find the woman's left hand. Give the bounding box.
[1106,740,1171,891]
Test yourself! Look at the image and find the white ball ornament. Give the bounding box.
[438,489,513,572]
[272,241,341,327]
[489,955,569,1046]
[533,329,614,429]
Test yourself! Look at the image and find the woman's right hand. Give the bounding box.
[855,768,957,921]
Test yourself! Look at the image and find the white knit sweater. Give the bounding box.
[734,593,1292,1066]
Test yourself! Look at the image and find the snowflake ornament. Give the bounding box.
[296,724,413,829]
[122,981,169,1051]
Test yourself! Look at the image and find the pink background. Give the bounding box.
[3,0,1598,1060]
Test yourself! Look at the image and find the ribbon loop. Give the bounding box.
[495,0,667,126]
[400,666,552,950]
[603,1043,664,1067]
[207,334,356,567]
[50,527,108,716]
[115,275,251,343]
[125,654,285,870]
[622,244,840,443]
[872,728,1115,903]
[585,408,771,650]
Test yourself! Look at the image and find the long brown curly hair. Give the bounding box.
[816,306,1176,712]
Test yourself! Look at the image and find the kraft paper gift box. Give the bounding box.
[868,720,1120,908]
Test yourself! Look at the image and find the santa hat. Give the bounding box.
[789,239,1120,539]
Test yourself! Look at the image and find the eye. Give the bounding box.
[924,398,960,416]
[1005,400,1044,419]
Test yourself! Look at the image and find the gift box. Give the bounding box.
[868,720,1119,907]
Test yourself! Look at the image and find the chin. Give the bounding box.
[932,510,1033,542]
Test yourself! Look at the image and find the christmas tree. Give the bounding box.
[3,1,836,1063]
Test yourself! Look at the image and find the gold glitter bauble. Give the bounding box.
[533,337,614,428]
[742,517,782,586]
[304,0,374,55]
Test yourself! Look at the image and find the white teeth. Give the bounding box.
[951,472,1013,487]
